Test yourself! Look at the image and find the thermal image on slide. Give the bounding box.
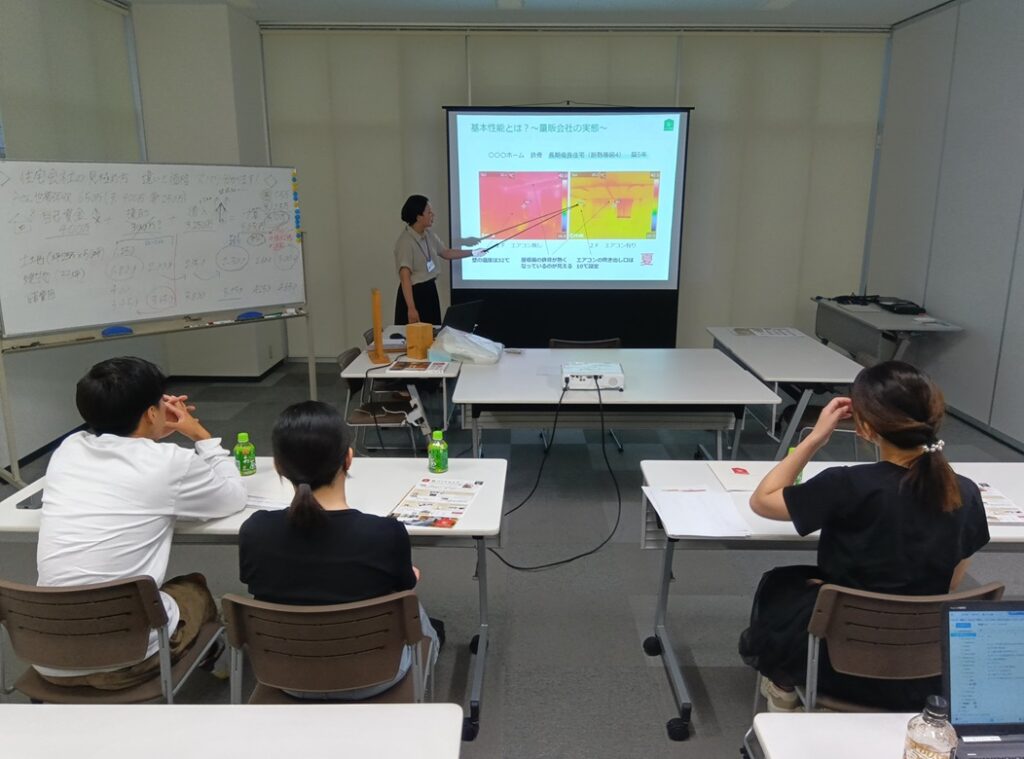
[568,172,659,240]
[479,172,569,240]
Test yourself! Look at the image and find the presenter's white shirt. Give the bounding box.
[36,431,246,676]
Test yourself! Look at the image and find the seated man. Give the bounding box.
[35,356,247,689]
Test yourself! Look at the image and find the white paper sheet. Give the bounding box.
[642,486,751,538]
[246,494,290,511]
[728,327,803,338]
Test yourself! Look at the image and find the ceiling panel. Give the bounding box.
[125,0,947,29]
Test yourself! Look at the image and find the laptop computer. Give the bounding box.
[441,300,483,333]
[943,601,1024,759]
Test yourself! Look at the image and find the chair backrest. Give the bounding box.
[0,576,167,670]
[362,328,374,346]
[548,337,622,350]
[336,347,364,394]
[809,581,1005,680]
[221,591,423,694]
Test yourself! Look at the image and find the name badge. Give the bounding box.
[426,257,437,273]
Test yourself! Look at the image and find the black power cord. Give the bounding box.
[490,375,623,571]
[503,381,570,518]
[361,355,407,455]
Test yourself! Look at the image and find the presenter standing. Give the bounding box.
[394,195,480,325]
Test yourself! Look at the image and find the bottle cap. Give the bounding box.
[432,430,443,440]
[237,432,250,443]
[925,695,949,719]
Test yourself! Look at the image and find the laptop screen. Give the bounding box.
[947,607,1024,728]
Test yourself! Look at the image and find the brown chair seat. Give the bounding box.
[222,591,431,705]
[0,576,222,704]
[13,620,222,704]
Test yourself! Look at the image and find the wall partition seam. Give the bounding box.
[123,12,148,162]
[920,2,962,308]
[988,185,1024,424]
[858,33,893,295]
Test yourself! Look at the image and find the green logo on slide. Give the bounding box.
[663,119,674,131]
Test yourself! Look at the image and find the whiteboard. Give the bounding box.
[0,161,306,337]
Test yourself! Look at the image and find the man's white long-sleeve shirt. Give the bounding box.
[36,431,246,675]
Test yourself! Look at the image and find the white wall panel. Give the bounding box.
[865,7,957,302]
[919,0,1024,421]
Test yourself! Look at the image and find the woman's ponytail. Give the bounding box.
[289,482,326,530]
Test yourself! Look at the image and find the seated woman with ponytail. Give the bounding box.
[238,401,439,700]
[739,361,989,711]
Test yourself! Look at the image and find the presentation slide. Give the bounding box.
[447,108,690,290]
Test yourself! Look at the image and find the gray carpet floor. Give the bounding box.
[1,360,1022,758]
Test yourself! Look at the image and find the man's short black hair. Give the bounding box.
[76,357,167,436]
[400,195,429,225]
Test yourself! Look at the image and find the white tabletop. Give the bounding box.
[753,712,912,759]
[707,327,861,385]
[641,460,1024,544]
[452,348,780,407]
[0,703,463,759]
[0,456,506,540]
[816,299,961,333]
[341,350,461,379]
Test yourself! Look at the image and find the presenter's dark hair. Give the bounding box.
[76,356,166,436]
[401,194,429,225]
[272,401,352,530]
[851,361,960,512]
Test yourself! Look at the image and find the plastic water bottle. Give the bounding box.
[788,446,803,484]
[233,432,256,476]
[904,695,958,759]
[428,430,448,474]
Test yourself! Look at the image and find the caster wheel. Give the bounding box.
[666,717,690,741]
[462,718,479,741]
[642,636,662,656]
[469,634,480,655]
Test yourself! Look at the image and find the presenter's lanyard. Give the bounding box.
[409,228,436,273]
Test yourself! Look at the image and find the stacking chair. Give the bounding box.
[548,336,624,452]
[337,348,418,453]
[0,575,223,704]
[221,591,431,704]
[742,581,1005,757]
[802,581,1004,711]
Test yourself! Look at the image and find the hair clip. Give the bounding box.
[921,439,945,454]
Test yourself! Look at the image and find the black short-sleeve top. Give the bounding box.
[782,462,990,595]
[238,508,417,605]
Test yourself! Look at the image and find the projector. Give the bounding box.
[561,362,625,391]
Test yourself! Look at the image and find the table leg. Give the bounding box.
[892,335,911,361]
[643,538,692,741]
[442,377,449,431]
[774,388,812,459]
[472,411,481,458]
[730,410,744,461]
[462,537,489,741]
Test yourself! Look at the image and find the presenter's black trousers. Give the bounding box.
[395,279,441,326]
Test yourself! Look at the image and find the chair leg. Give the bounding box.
[609,428,624,453]
[805,634,820,712]
[742,726,763,759]
[157,626,174,704]
[751,671,765,716]
[229,646,243,705]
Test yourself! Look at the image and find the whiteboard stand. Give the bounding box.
[0,309,317,490]
[0,350,23,487]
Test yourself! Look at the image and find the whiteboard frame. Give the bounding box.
[0,159,307,339]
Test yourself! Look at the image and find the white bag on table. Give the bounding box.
[434,327,504,364]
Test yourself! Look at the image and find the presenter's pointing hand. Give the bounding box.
[459,236,481,247]
[471,249,488,258]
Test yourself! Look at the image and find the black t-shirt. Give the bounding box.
[238,507,417,605]
[783,462,990,595]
